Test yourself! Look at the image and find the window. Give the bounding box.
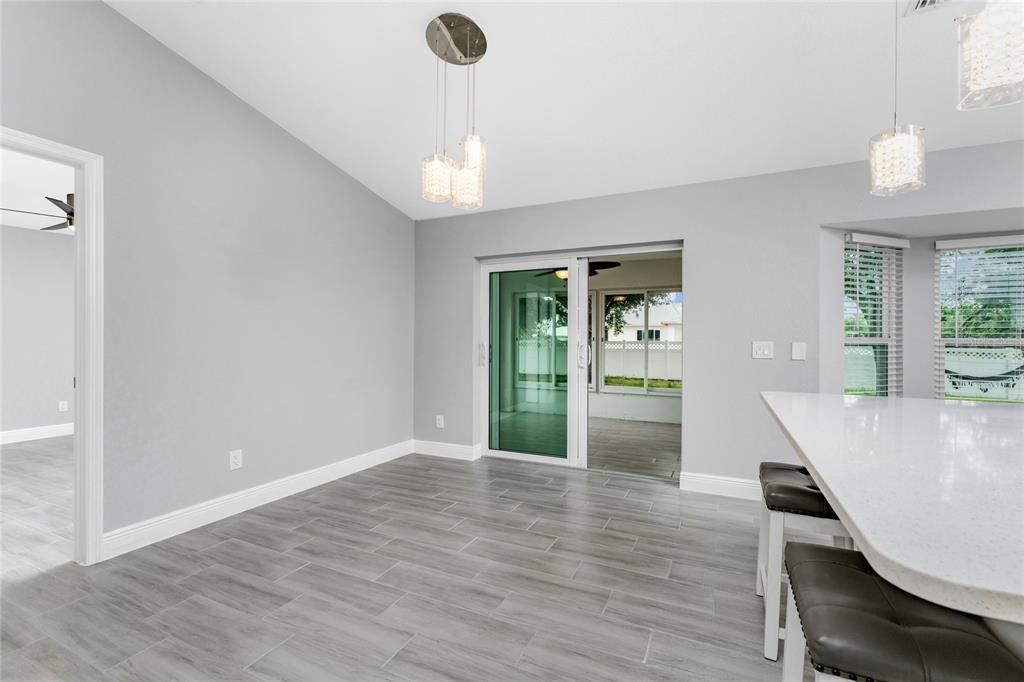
[935,240,1024,403]
[513,291,568,387]
[601,290,682,392]
[843,243,903,396]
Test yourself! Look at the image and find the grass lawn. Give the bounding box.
[605,375,682,390]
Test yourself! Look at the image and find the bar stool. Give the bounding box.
[756,462,851,661]
[782,542,1024,681]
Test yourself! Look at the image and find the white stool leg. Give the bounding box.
[782,584,806,682]
[763,509,784,660]
[756,500,768,596]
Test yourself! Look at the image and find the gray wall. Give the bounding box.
[903,237,939,399]
[2,2,414,530]
[415,141,1023,480]
[1,227,74,431]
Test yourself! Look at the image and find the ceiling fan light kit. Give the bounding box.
[421,13,487,211]
[955,1,1024,110]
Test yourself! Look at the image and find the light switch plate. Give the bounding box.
[791,342,808,361]
[752,341,774,359]
[229,449,243,470]
[57,400,69,413]
[435,415,445,429]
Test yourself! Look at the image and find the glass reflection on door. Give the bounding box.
[489,268,569,457]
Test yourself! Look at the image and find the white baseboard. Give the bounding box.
[1,422,74,444]
[679,471,761,501]
[413,440,482,461]
[101,439,414,561]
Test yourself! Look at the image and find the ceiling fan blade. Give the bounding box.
[589,261,621,271]
[533,269,559,277]
[40,221,69,231]
[45,196,74,216]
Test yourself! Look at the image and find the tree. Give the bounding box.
[604,293,670,336]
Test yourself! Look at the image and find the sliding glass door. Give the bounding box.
[488,268,571,457]
[483,257,588,464]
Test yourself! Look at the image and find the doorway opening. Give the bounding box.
[586,251,682,480]
[1,149,77,567]
[1,128,105,565]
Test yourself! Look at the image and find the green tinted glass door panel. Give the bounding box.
[489,269,568,458]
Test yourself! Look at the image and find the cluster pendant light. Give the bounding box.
[421,13,487,210]
[956,2,1024,110]
[869,0,925,197]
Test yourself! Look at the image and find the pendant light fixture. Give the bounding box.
[452,57,485,210]
[955,2,1024,110]
[869,0,925,197]
[421,25,454,202]
[421,13,487,210]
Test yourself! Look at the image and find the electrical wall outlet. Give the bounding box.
[435,415,445,429]
[57,400,69,413]
[229,449,243,470]
[752,341,774,359]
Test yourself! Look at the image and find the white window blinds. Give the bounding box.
[843,243,903,396]
[934,239,1024,403]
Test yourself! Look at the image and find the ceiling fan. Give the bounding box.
[535,261,621,280]
[0,193,75,231]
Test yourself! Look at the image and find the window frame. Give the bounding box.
[934,243,1024,403]
[596,288,682,396]
[843,243,903,397]
[511,290,569,391]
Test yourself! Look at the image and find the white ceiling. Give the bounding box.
[109,1,1023,221]
[0,148,75,233]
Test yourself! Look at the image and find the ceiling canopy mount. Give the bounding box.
[426,13,487,65]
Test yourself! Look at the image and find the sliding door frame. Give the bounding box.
[478,257,585,467]
[476,241,683,474]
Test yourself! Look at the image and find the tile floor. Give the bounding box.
[2,436,74,572]
[588,418,680,480]
[2,438,806,680]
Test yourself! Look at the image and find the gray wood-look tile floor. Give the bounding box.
[3,437,807,681]
[588,418,681,480]
[2,436,75,571]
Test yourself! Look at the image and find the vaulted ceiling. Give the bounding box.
[110,2,1023,220]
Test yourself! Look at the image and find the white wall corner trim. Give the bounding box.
[0,422,75,444]
[413,440,483,461]
[679,471,762,501]
[101,439,414,561]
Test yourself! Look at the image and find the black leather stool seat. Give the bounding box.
[786,543,1024,682]
[758,461,837,518]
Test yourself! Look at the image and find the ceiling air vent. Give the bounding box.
[906,0,959,15]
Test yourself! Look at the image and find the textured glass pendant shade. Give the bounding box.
[451,165,483,210]
[462,134,486,174]
[421,154,454,202]
[957,2,1024,110]
[869,124,926,197]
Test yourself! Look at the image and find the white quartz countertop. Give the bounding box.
[762,391,1024,624]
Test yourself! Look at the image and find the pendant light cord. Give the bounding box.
[892,0,899,131]
[434,28,440,154]
[442,57,448,156]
